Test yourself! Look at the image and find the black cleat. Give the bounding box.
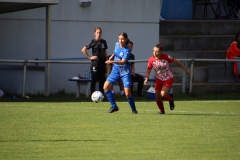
[132,110,138,114]
[169,99,175,110]
[158,111,165,114]
[108,106,119,113]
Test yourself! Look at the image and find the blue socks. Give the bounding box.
[105,90,137,111]
[127,96,137,111]
[105,90,117,108]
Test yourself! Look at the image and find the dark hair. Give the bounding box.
[155,42,163,51]
[119,32,129,45]
[129,41,133,45]
[236,32,240,49]
[94,27,102,33]
[235,32,240,41]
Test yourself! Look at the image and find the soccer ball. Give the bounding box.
[91,91,104,103]
[0,90,4,98]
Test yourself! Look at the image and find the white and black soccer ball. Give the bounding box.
[0,90,4,98]
[91,91,104,103]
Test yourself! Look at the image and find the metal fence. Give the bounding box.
[1,58,240,97]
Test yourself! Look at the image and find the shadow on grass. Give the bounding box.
[0,92,240,102]
[166,113,239,117]
[0,92,154,102]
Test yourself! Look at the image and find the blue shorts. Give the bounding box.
[106,68,132,88]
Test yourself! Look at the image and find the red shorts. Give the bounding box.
[155,78,174,91]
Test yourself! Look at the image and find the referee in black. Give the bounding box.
[81,27,108,95]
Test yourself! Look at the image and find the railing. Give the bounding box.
[1,58,240,97]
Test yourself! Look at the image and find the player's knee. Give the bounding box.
[103,82,111,92]
[160,92,167,98]
[125,92,131,98]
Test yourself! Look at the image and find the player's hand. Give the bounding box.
[90,56,98,60]
[144,79,148,85]
[185,69,190,75]
[105,60,112,64]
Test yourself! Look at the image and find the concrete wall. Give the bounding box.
[0,0,160,94]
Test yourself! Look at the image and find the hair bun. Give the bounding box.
[155,42,163,51]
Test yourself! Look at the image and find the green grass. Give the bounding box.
[0,94,240,159]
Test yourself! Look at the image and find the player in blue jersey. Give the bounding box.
[103,32,138,114]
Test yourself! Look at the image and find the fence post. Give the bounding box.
[45,5,51,96]
[189,59,194,93]
[22,60,27,97]
[182,61,186,93]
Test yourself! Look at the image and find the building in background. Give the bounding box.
[0,0,160,95]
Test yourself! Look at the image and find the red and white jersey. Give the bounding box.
[226,41,240,59]
[147,54,174,81]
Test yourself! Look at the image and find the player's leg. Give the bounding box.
[118,79,124,96]
[104,71,119,113]
[161,78,174,110]
[98,64,106,94]
[155,90,164,114]
[155,78,165,114]
[90,63,98,94]
[122,74,138,114]
[135,73,144,96]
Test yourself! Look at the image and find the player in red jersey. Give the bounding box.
[144,43,190,114]
[226,32,240,60]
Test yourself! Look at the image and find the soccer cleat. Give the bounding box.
[132,110,138,114]
[108,106,119,113]
[169,99,175,110]
[158,111,165,114]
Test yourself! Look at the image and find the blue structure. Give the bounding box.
[161,0,192,20]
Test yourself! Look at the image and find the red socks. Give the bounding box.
[156,101,164,112]
[156,94,173,112]
[165,94,173,102]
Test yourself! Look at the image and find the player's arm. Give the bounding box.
[144,69,151,85]
[81,46,91,60]
[81,46,97,60]
[108,49,130,65]
[108,54,115,60]
[173,59,190,75]
[105,55,127,65]
[109,59,127,65]
[106,54,114,76]
[105,54,114,64]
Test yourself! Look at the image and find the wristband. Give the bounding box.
[145,78,148,80]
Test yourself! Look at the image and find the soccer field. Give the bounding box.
[0,100,240,160]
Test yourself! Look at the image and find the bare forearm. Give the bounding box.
[81,47,91,60]
[174,59,190,75]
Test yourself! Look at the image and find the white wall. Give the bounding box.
[0,0,160,94]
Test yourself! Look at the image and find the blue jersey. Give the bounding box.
[106,42,132,88]
[112,42,131,75]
